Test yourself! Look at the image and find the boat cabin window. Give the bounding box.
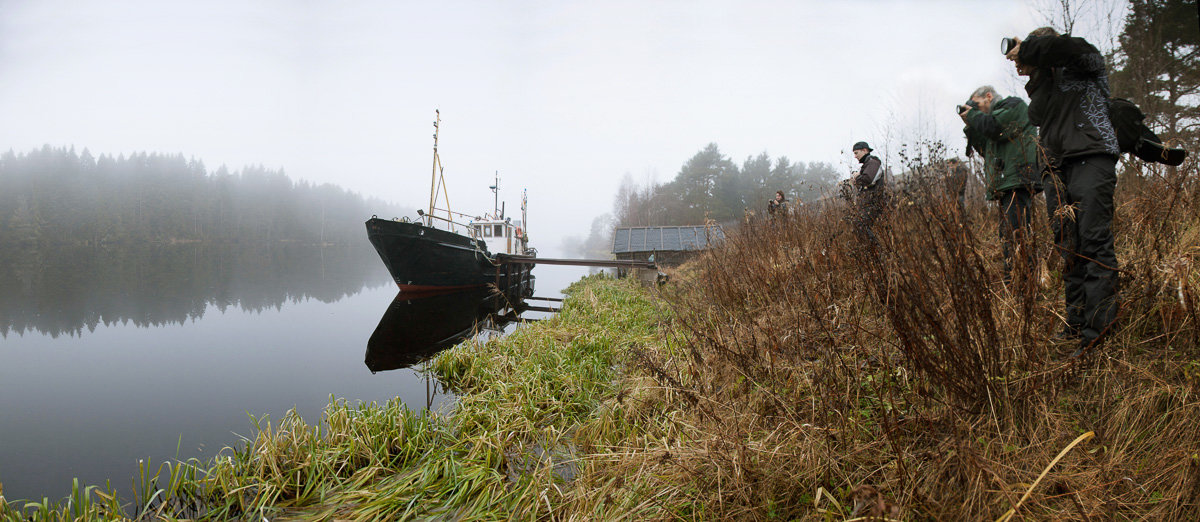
[482,225,492,237]
[494,224,503,237]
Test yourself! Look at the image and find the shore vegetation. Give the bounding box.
[4,152,1197,520]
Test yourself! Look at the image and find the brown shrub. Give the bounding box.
[601,150,1200,520]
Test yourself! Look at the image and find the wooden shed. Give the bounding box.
[611,225,724,272]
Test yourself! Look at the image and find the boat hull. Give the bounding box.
[365,218,534,306]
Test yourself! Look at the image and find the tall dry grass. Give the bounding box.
[577,152,1200,520]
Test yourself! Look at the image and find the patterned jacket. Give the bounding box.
[1018,35,1120,167]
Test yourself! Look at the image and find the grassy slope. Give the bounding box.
[574,160,1200,520]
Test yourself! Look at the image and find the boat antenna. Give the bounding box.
[490,170,500,219]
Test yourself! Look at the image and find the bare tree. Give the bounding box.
[1025,0,1129,54]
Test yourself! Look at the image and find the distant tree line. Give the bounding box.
[0,145,409,246]
[613,143,841,227]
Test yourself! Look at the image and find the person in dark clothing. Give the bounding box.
[961,85,1042,282]
[767,190,788,216]
[852,141,887,240]
[944,158,968,214]
[1009,27,1121,357]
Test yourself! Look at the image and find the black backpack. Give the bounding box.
[1109,98,1187,166]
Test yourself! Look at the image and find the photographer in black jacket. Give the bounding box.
[1008,27,1120,357]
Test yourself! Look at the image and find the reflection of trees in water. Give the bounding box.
[0,242,389,338]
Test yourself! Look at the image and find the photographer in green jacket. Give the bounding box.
[961,85,1042,283]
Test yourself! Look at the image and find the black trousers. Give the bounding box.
[1043,154,1119,343]
[997,188,1036,279]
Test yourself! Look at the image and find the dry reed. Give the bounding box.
[565,150,1200,520]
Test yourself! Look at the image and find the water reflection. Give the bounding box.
[0,243,385,338]
[366,289,519,372]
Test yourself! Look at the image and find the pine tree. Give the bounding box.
[1110,0,1200,144]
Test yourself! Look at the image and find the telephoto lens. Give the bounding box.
[1002,37,1017,54]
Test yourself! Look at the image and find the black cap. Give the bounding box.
[853,141,872,152]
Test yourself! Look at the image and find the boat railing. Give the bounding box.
[416,209,477,238]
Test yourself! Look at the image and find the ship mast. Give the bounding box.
[425,110,455,229]
[427,111,440,226]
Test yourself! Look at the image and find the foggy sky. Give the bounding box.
[1,1,1113,255]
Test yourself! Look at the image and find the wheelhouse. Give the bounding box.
[470,218,528,255]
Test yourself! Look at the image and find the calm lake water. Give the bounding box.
[0,242,585,503]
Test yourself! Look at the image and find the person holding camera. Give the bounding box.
[851,141,887,242]
[960,85,1042,283]
[1007,27,1120,357]
[767,190,788,216]
[849,139,888,244]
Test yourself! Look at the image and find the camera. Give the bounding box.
[1001,37,1018,55]
[955,99,979,114]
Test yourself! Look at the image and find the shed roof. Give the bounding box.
[611,225,724,254]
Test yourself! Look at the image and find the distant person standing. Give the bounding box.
[767,190,788,216]
[944,157,969,213]
[1009,27,1120,357]
[852,141,887,239]
[961,85,1042,283]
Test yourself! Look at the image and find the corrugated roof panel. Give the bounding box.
[646,228,662,250]
[612,228,630,253]
[661,227,681,251]
[680,227,698,250]
[629,228,646,252]
[611,225,724,254]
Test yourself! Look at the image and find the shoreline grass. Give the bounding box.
[1,275,671,521]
